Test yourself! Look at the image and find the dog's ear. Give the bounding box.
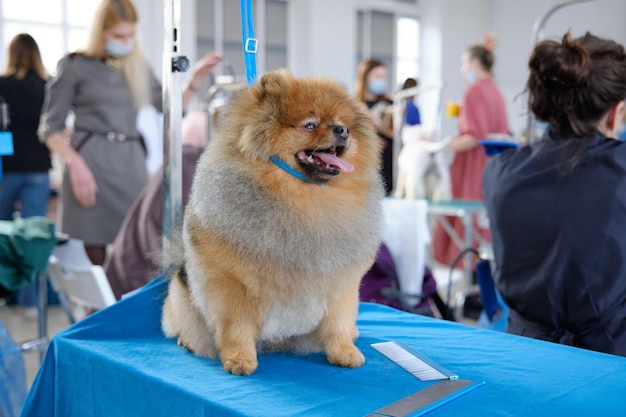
[233,70,295,161]
[254,69,294,103]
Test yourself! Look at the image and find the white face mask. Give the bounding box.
[105,39,134,58]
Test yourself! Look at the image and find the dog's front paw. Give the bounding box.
[327,345,365,368]
[223,357,258,376]
[177,337,192,352]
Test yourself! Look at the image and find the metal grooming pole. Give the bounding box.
[162,0,189,255]
[526,0,595,143]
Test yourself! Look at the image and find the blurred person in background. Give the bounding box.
[401,77,421,127]
[0,33,51,316]
[433,35,509,269]
[104,111,209,299]
[39,0,221,266]
[355,59,395,195]
[484,32,626,356]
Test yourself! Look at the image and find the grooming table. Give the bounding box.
[20,277,626,416]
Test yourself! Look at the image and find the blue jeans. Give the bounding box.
[0,172,51,307]
[0,172,50,220]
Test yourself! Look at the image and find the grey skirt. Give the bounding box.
[60,132,147,245]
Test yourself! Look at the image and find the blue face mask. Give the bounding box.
[105,39,134,58]
[467,71,477,84]
[368,79,388,96]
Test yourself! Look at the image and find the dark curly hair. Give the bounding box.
[527,32,626,139]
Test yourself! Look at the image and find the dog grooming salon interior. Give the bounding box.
[2,1,626,416]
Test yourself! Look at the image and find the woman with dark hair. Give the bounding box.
[0,34,50,315]
[354,59,395,194]
[483,32,626,356]
[0,34,50,221]
[433,35,509,268]
[401,77,421,126]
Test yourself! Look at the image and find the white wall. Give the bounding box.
[489,0,626,137]
[288,0,359,89]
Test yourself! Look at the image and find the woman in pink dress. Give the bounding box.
[433,37,509,267]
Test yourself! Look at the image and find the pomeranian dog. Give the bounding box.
[395,125,453,202]
[161,70,384,376]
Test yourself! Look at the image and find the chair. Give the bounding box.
[47,238,116,323]
[0,217,57,362]
[475,247,509,332]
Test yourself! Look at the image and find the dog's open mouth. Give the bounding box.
[296,146,354,176]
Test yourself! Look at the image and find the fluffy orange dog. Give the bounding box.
[161,70,384,375]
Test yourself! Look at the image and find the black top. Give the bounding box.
[483,132,626,355]
[0,70,50,172]
[367,99,393,195]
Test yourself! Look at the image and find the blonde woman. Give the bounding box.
[40,0,221,265]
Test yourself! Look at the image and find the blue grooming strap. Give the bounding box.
[240,0,257,85]
[270,156,322,186]
[240,5,313,187]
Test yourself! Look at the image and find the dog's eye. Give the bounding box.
[303,122,317,130]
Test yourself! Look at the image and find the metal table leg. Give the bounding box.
[459,213,475,319]
[20,271,48,363]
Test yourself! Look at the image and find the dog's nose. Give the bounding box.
[333,125,349,139]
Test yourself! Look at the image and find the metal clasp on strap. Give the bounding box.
[106,132,127,142]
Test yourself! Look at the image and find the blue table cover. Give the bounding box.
[21,278,626,416]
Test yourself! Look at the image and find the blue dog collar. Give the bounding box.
[270,155,323,186]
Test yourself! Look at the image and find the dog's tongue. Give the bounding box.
[312,151,355,173]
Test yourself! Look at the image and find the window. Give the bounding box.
[0,0,100,74]
[396,17,419,84]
